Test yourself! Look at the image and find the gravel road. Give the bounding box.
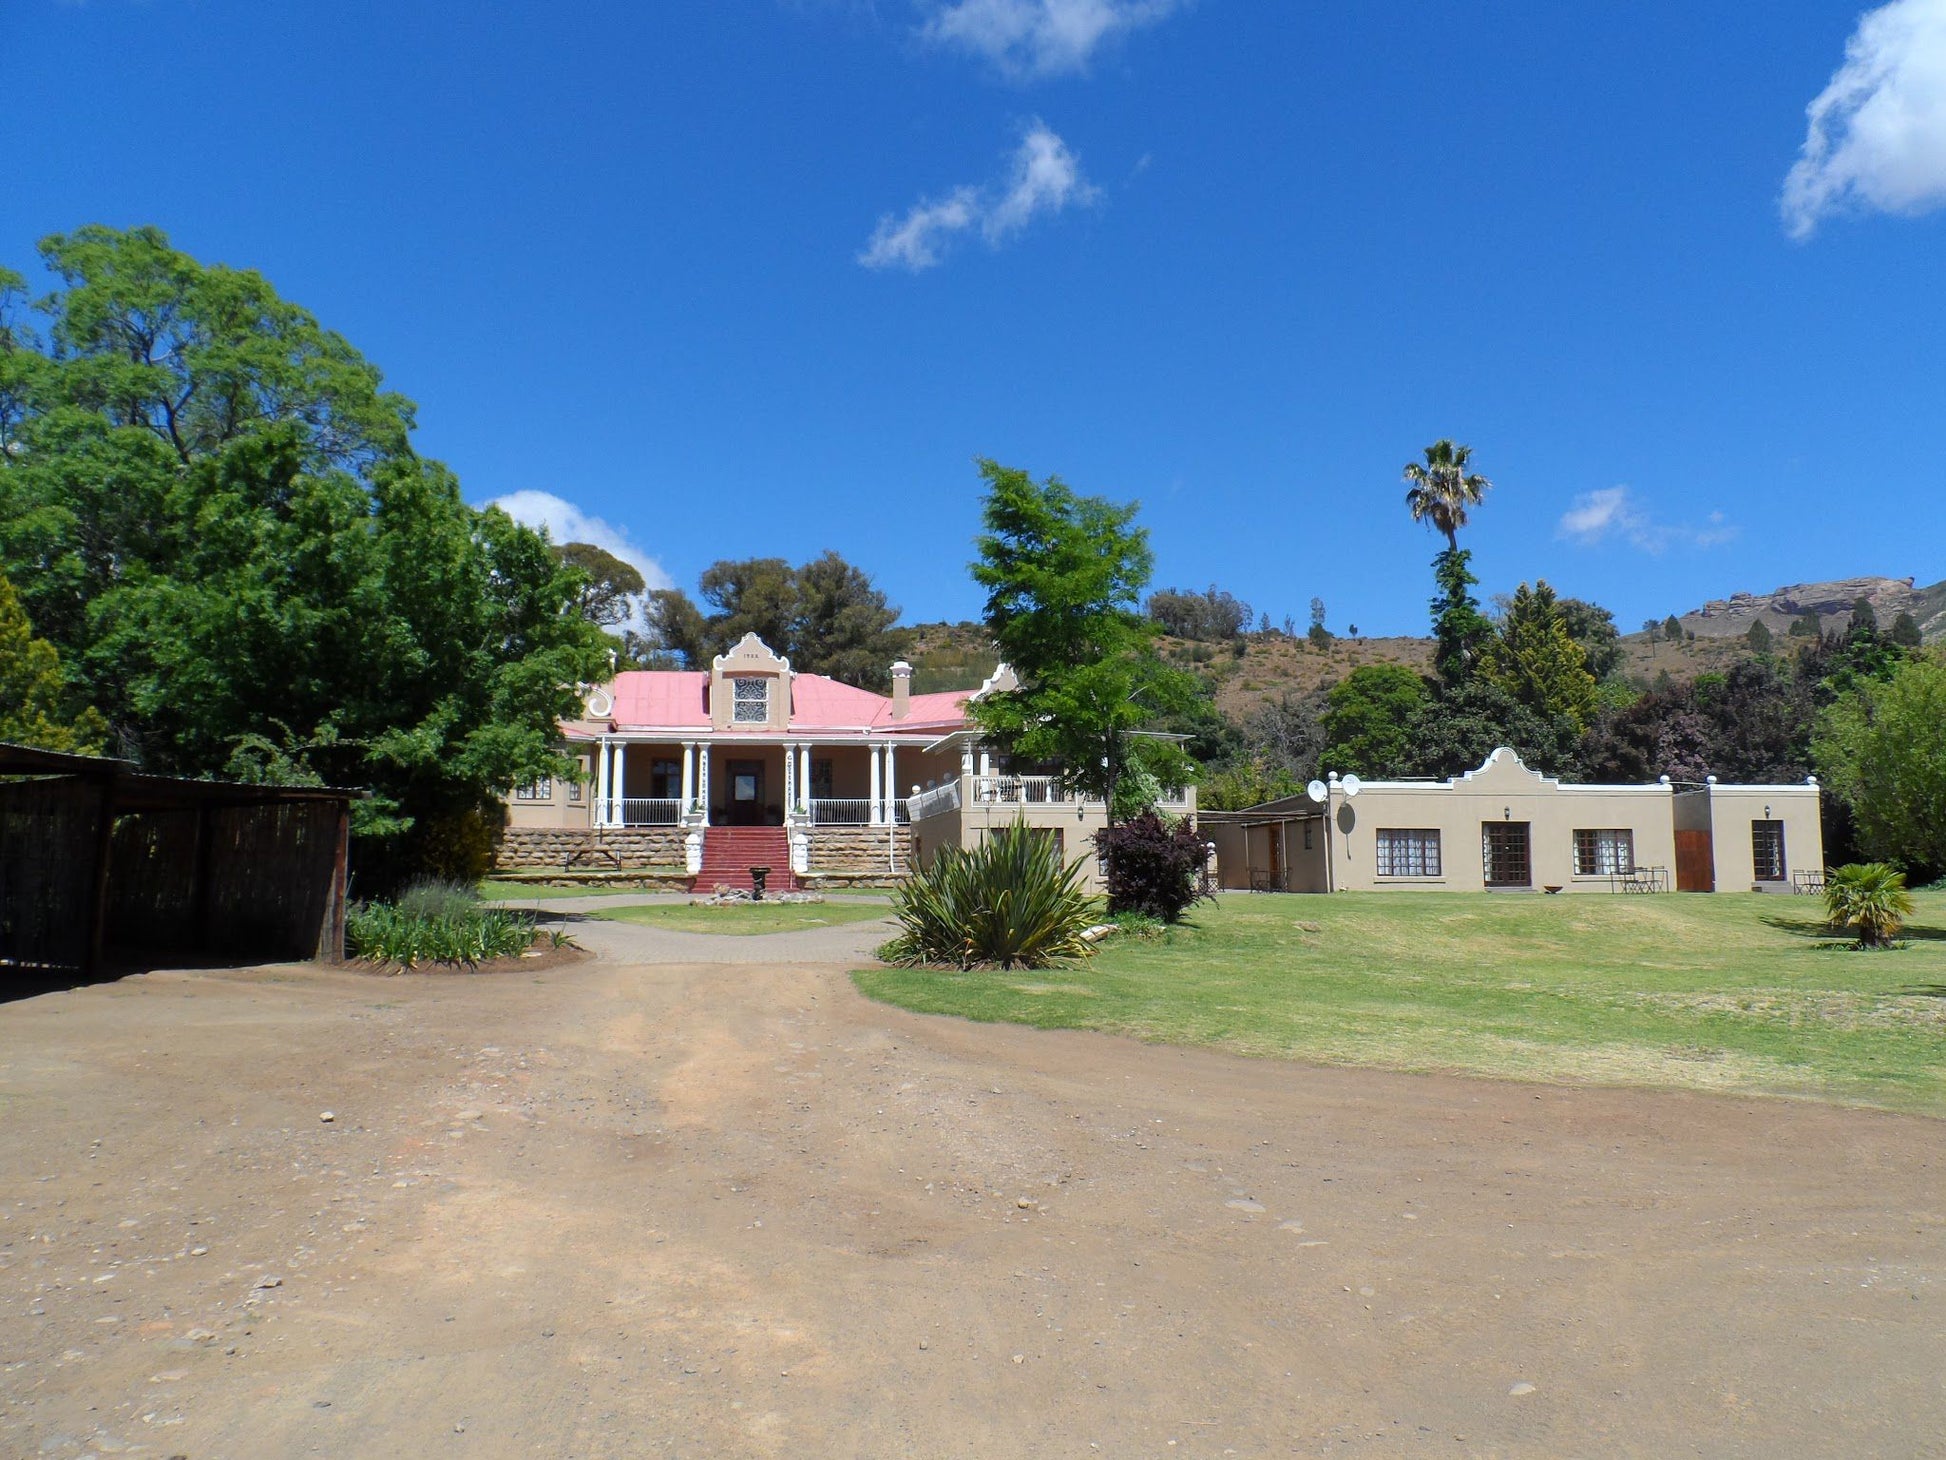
[2,933,1941,1457]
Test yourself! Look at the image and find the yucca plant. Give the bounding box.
[1822,863,1916,949]
[882,823,1098,969]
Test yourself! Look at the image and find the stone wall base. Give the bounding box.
[807,826,913,876]
[497,826,687,872]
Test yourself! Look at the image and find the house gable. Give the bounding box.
[709,633,792,733]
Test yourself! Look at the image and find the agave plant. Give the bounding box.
[882,822,1098,970]
[1822,863,1916,950]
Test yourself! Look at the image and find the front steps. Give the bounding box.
[694,826,797,894]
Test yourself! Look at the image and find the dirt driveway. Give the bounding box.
[2,930,1942,1458]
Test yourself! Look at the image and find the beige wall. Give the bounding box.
[503,754,593,829]
[1706,784,1823,891]
[1329,768,1679,893]
[1216,750,1825,896]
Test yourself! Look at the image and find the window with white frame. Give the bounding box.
[1573,828,1634,876]
[514,778,552,801]
[1751,821,1786,881]
[566,759,586,802]
[732,677,769,724]
[1376,828,1441,878]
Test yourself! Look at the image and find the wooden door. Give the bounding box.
[1674,829,1714,892]
[726,759,765,825]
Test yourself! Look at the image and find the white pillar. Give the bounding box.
[680,741,695,812]
[979,748,992,778]
[783,741,797,821]
[884,742,898,825]
[869,742,884,826]
[595,736,612,826]
[697,744,710,824]
[798,743,813,811]
[612,741,628,825]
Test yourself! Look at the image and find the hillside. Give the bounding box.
[903,569,1943,732]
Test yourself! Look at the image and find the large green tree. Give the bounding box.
[968,459,1196,814]
[0,226,607,885]
[557,541,645,630]
[1814,651,1946,881]
[643,551,909,689]
[1320,664,1428,777]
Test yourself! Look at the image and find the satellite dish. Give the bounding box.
[1340,774,1363,798]
[1306,779,1327,804]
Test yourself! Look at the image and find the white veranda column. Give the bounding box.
[595,736,612,826]
[680,741,695,812]
[884,742,898,824]
[697,744,710,823]
[783,741,797,819]
[798,743,813,813]
[869,742,884,825]
[612,741,628,825]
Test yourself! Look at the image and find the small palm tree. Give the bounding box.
[1823,863,1916,949]
[1403,439,1491,552]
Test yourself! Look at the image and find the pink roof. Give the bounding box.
[597,669,974,737]
[611,671,708,727]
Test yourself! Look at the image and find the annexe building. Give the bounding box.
[498,633,1192,891]
[1207,747,1823,895]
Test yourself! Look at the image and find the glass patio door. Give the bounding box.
[1481,822,1532,888]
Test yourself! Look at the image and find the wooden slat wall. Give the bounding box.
[0,777,107,971]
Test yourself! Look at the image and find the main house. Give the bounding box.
[498,633,1192,891]
[1205,747,1824,895]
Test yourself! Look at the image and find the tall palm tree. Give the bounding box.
[1403,440,1491,552]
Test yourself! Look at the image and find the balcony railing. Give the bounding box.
[603,797,684,826]
[973,774,1074,804]
[907,781,962,821]
[971,775,1190,809]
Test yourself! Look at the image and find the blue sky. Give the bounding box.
[6,1,1945,637]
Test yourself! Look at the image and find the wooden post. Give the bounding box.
[319,799,351,962]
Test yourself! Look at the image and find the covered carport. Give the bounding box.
[0,742,355,986]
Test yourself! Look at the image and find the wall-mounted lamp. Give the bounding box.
[1503,806,1511,820]
[1763,804,1771,819]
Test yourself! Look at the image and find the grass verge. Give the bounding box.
[854,891,1946,1115]
[596,901,892,936]
[480,879,666,900]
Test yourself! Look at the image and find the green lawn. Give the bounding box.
[855,891,1946,1115]
[480,879,659,900]
[595,900,893,935]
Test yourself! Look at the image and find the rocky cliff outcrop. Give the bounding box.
[1682,575,1943,640]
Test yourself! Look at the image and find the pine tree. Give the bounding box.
[1482,581,1599,733]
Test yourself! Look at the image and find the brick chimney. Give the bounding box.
[890,661,913,720]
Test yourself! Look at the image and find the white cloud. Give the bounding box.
[1556,486,1738,554]
[983,122,1097,240]
[859,186,981,271]
[860,122,1097,271]
[1782,0,1946,238]
[917,0,1184,78]
[488,489,672,633]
